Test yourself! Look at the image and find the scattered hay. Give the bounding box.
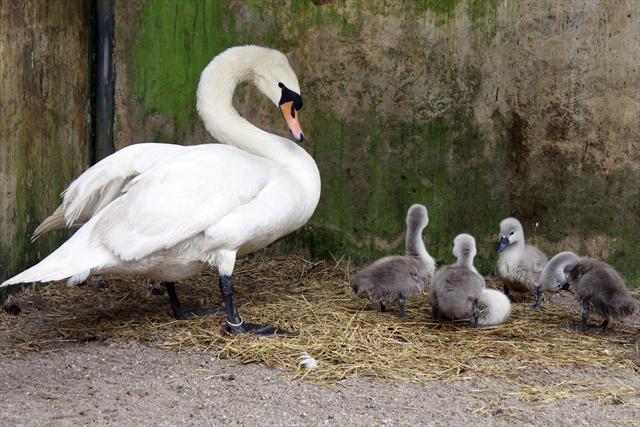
[1,255,638,403]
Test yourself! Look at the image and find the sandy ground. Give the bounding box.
[1,274,639,427]
[0,338,638,427]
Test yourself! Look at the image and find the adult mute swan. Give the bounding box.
[2,45,321,336]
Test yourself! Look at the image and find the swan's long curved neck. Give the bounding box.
[196,51,296,164]
[455,256,475,271]
[405,225,429,259]
[549,252,580,273]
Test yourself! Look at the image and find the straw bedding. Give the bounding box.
[1,255,638,403]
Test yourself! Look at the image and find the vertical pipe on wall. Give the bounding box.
[95,0,115,162]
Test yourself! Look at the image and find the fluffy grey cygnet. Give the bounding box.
[496,217,548,308]
[541,251,636,332]
[351,204,436,316]
[430,234,484,326]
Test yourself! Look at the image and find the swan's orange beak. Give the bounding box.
[280,101,304,142]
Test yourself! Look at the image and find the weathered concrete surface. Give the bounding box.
[0,2,91,284]
[113,0,640,284]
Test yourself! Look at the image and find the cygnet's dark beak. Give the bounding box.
[497,236,509,252]
[560,282,570,291]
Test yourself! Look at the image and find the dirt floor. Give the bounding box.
[1,257,639,426]
[0,340,639,426]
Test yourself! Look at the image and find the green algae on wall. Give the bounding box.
[0,1,91,294]
[131,0,248,140]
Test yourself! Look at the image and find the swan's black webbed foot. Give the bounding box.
[217,275,293,337]
[224,320,292,336]
[165,282,224,320]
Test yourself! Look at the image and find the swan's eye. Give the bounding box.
[278,82,303,111]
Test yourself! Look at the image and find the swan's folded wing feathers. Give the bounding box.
[61,143,186,227]
[95,149,271,261]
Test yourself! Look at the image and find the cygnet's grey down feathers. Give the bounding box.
[351,256,432,303]
[542,251,636,331]
[430,234,483,324]
[430,265,484,322]
[496,217,548,308]
[351,204,435,315]
[540,251,580,292]
[565,257,636,322]
[501,247,547,290]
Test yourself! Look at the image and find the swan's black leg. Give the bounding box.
[532,287,543,309]
[165,282,224,320]
[503,285,510,297]
[600,319,609,333]
[398,296,406,317]
[378,302,386,312]
[218,275,289,336]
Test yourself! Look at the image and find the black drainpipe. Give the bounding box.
[94,0,115,162]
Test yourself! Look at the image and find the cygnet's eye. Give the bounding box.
[509,231,514,236]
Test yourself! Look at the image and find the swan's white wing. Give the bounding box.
[95,146,272,261]
[62,143,186,225]
[32,143,187,240]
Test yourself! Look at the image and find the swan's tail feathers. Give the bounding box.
[31,206,66,241]
[2,228,110,288]
[1,258,76,287]
[477,288,512,326]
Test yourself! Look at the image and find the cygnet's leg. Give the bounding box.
[575,302,590,332]
[398,296,406,317]
[471,302,480,327]
[216,251,289,336]
[599,319,609,333]
[503,285,510,297]
[532,286,543,309]
[431,297,440,319]
[165,282,224,320]
[378,302,386,312]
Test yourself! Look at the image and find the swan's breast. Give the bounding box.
[203,165,319,256]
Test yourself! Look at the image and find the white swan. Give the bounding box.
[2,45,321,336]
[30,143,186,240]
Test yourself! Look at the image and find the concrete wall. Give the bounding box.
[2,1,637,286]
[113,0,639,284]
[0,1,92,283]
